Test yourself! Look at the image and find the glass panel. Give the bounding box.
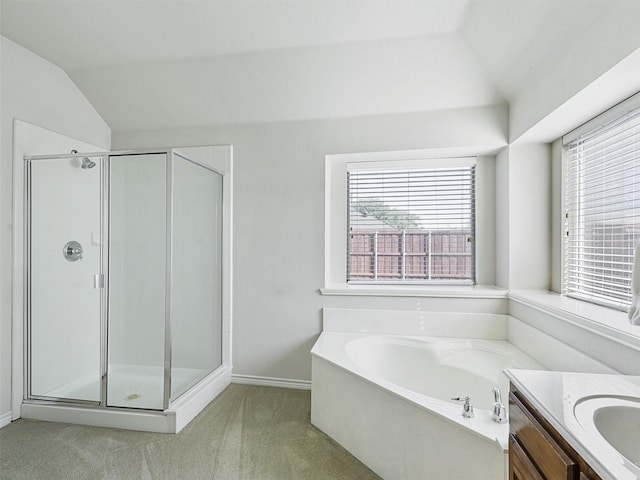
[29,156,102,402]
[107,154,167,409]
[170,154,223,401]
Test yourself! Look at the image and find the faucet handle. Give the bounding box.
[451,396,475,418]
[492,387,508,424]
[493,386,503,404]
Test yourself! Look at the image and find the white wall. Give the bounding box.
[495,143,551,290]
[509,2,640,142]
[71,34,504,131]
[113,105,509,383]
[1,36,110,423]
[495,148,510,288]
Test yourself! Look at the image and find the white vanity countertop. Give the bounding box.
[505,369,640,480]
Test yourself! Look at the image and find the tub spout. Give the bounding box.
[492,387,508,424]
[451,396,474,418]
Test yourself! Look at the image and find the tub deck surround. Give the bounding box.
[311,309,544,480]
[344,335,545,413]
[322,307,509,338]
[311,332,543,448]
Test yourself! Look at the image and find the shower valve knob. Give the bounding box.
[63,241,83,261]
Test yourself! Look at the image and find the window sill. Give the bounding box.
[509,290,640,350]
[320,284,508,299]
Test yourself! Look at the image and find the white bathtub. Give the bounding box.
[311,326,544,480]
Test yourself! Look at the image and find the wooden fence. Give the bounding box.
[348,230,472,281]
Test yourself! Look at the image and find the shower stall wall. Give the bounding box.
[22,148,231,433]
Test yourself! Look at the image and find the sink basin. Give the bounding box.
[574,395,640,474]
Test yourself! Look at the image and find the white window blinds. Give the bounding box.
[347,158,475,284]
[563,93,640,310]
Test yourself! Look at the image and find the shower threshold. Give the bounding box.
[21,365,231,433]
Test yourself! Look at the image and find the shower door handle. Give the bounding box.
[94,274,105,289]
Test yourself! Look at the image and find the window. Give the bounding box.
[563,92,640,311]
[346,158,476,285]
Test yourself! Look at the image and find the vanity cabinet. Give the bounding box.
[509,388,602,480]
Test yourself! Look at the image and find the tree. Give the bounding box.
[353,200,420,229]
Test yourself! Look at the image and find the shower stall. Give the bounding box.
[21,148,231,433]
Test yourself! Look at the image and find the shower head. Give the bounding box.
[71,149,96,169]
[81,157,96,169]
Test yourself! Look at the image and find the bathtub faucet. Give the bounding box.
[491,387,508,424]
[451,396,474,418]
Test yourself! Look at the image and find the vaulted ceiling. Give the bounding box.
[0,0,617,132]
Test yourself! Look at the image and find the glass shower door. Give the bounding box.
[27,156,103,403]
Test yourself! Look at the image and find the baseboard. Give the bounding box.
[231,374,311,390]
[0,411,12,428]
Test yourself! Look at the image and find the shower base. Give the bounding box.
[21,365,231,433]
[41,365,211,409]
[109,365,209,408]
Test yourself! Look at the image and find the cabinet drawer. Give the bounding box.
[510,393,578,480]
[509,435,545,480]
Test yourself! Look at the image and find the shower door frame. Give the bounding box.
[100,155,109,408]
[23,148,226,412]
[23,153,108,406]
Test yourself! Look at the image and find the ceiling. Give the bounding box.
[0,0,615,132]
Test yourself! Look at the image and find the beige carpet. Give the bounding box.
[0,384,381,480]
